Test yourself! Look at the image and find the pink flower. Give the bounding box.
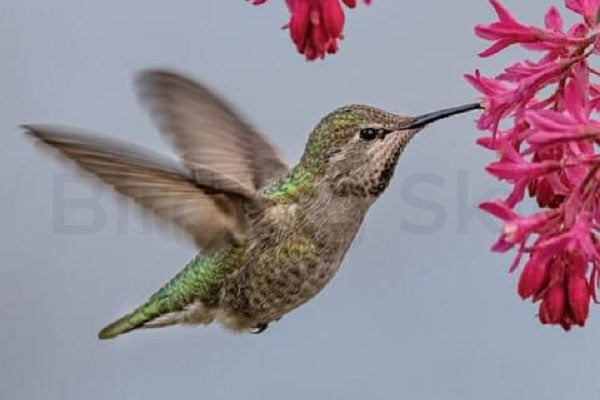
[518,252,550,299]
[341,0,372,8]
[565,0,600,25]
[524,71,600,147]
[480,200,555,252]
[469,0,600,330]
[475,0,586,58]
[567,254,592,324]
[539,282,567,325]
[246,0,372,60]
[536,251,591,329]
[485,143,560,181]
[467,59,567,132]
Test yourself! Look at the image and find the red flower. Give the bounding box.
[468,0,600,330]
[246,0,372,60]
[518,252,550,299]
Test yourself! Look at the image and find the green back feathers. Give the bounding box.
[260,166,316,202]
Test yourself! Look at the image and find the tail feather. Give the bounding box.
[98,250,234,339]
[98,300,165,340]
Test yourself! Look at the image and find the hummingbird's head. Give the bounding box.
[301,103,481,198]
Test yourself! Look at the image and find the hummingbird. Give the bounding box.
[24,70,481,339]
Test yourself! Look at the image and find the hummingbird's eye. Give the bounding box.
[359,128,379,141]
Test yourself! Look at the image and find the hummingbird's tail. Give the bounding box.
[98,294,216,340]
[98,254,221,339]
[98,300,166,339]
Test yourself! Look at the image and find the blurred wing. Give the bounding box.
[136,69,289,190]
[23,125,252,250]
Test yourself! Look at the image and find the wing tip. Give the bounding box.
[20,124,42,137]
[136,68,186,82]
[135,68,179,90]
[20,124,82,150]
[20,124,76,142]
[20,124,60,146]
[134,68,206,101]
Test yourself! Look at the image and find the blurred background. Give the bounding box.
[2,1,599,399]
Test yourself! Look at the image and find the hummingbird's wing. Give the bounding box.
[136,69,289,190]
[23,125,255,250]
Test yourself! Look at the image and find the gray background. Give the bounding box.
[1,1,598,399]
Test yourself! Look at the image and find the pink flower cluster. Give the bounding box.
[246,0,372,60]
[467,0,600,329]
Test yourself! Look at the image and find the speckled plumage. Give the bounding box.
[24,69,480,339]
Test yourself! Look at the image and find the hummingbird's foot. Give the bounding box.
[251,323,269,334]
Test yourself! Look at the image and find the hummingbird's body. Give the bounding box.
[131,179,364,334]
[24,70,479,339]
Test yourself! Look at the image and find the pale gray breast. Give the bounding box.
[219,185,370,327]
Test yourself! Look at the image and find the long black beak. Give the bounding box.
[401,102,482,130]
